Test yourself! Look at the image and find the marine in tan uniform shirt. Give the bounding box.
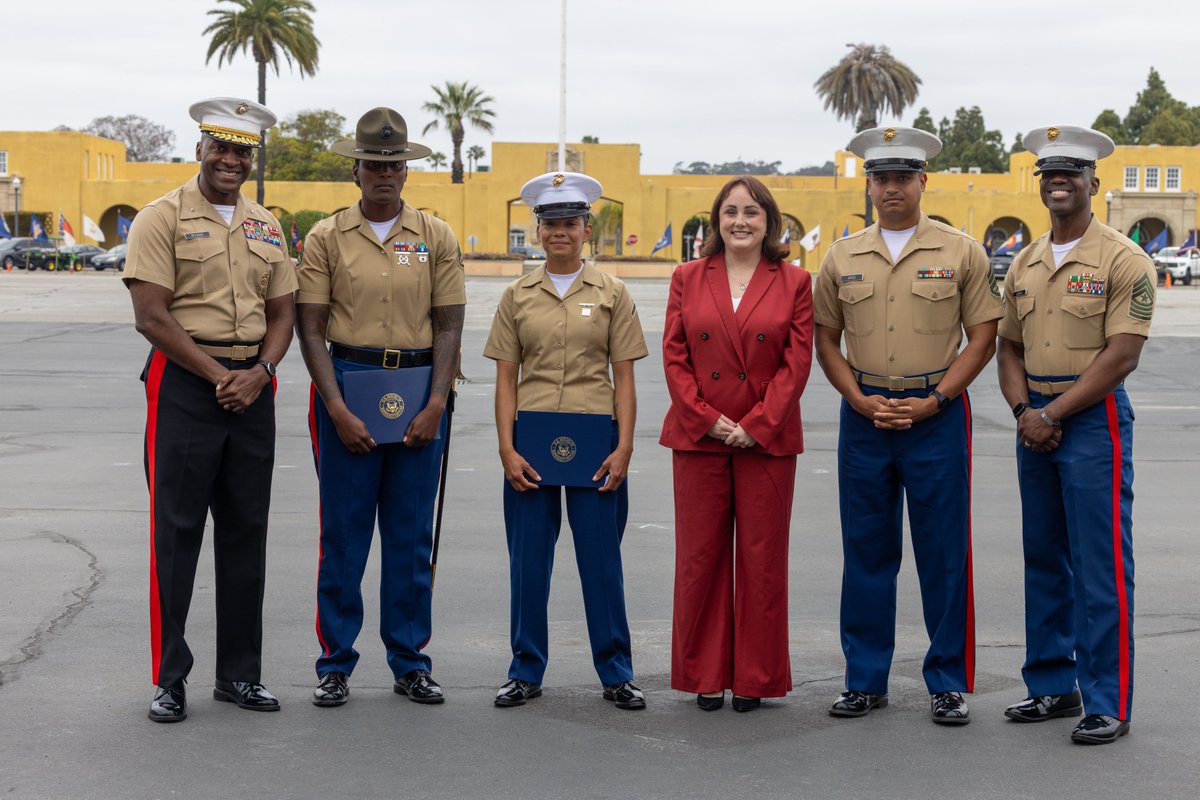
[996,124,1153,745]
[812,125,1001,726]
[125,97,295,723]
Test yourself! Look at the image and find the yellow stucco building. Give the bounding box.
[2,130,1197,272]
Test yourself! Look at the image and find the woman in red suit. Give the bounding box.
[660,176,814,712]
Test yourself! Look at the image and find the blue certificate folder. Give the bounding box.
[341,366,438,444]
[515,411,613,487]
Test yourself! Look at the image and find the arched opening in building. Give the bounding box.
[984,216,1032,255]
[1127,216,1172,253]
[588,197,623,256]
[682,212,710,262]
[929,214,954,227]
[98,204,141,248]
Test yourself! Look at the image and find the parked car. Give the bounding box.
[1153,245,1198,286]
[91,244,127,272]
[0,237,56,270]
[509,245,546,259]
[989,253,1015,281]
[60,244,106,270]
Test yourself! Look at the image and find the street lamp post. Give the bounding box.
[12,176,21,238]
[1105,190,1113,226]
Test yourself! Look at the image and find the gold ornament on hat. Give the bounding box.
[883,128,897,141]
[552,174,565,186]
[235,103,250,115]
[1047,127,1060,141]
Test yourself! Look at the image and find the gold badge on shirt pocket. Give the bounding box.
[578,303,594,317]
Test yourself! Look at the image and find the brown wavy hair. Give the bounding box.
[700,175,789,262]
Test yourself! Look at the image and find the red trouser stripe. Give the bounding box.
[308,383,331,660]
[144,351,168,686]
[1105,395,1131,720]
[962,390,975,693]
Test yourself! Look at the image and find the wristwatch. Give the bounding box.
[929,389,950,412]
[1012,402,1029,419]
[256,359,277,378]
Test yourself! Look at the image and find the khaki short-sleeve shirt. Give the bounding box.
[483,263,648,416]
[999,216,1155,376]
[124,176,296,341]
[813,215,1002,376]
[296,202,466,349]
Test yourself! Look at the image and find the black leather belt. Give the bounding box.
[330,342,433,369]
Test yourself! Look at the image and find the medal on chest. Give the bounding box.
[242,219,282,246]
[395,241,430,266]
[1067,272,1106,295]
[578,303,594,317]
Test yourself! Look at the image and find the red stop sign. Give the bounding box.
[626,234,638,246]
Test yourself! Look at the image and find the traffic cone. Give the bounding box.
[1165,270,1173,288]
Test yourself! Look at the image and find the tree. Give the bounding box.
[203,0,320,204]
[1010,132,1025,154]
[581,135,600,144]
[926,106,1007,173]
[1124,68,1173,144]
[1142,105,1198,146]
[466,144,486,176]
[429,152,447,171]
[588,202,623,256]
[421,81,495,184]
[912,107,936,135]
[83,115,176,161]
[264,109,351,181]
[814,43,921,132]
[672,159,782,175]
[1092,109,1128,145]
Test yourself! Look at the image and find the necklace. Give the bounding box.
[728,265,755,293]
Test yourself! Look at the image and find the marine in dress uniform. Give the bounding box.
[997,126,1153,745]
[660,176,814,713]
[125,98,295,722]
[295,109,466,707]
[813,127,1003,725]
[484,172,649,710]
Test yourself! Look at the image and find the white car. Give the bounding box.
[1153,246,1198,286]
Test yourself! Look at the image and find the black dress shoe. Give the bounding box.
[602,680,646,710]
[829,690,888,717]
[495,678,542,707]
[1071,713,1130,745]
[148,685,187,723]
[931,691,970,725]
[1004,690,1083,723]
[313,672,349,707]
[213,680,280,711]
[393,669,444,704]
[731,695,761,713]
[696,693,724,711]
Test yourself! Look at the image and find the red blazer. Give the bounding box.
[659,254,814,456]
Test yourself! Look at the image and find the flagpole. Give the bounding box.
[557,0,567,172]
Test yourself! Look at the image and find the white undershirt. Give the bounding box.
[367,214,400,244]
[212,204,236,226]
[548,263,583,297]
[880,225,917,263]
[731,296,742,311]
[1051,238,1081,268]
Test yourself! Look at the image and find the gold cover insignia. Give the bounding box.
[379,393,405,420]
[883,128,897,141]
[236,103,250,115]
[1047,126,1060,141]
[552,174,565,187]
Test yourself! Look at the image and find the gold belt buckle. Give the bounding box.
[887,376,906,391]
[383,348,402,369]
[231,345,249,361]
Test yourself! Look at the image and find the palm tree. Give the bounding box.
[814,43,921,132]
[429,152,447,172]
[203,0,320,204]
[422,82,496,184]
[467,144,486,177]
[815,43,920,225]
[588,202,623,256]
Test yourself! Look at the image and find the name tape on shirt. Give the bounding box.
[242,219,282,246]
[840,273,864,283]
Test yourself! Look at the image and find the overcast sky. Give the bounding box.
[6,0,1196,173]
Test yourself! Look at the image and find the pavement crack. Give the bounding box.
[0,530,105,689]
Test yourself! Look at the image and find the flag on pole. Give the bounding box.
[83,214,105,243]
[781,227,791,246]
[59,213,76,247]
[798,225,820,252]
[841,224,849,240]
[651,222,672,255]
[1144,227,1168,255]
[116,212,133,241]
[1130,225,1141,245]
[290,219,301,253]
[691,223,703,259]
[31,215,48,241]
[0,214,11,239]
[995,230,1023,254]
[1178,230,1196,251]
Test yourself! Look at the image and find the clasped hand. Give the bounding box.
[857,394,939,430]
[215,368,268,415]
[706,415,757,449]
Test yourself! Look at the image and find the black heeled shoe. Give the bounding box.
[731,695,761,712]
[696,692,724,711]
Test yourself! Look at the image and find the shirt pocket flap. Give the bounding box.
[1061,296,1106,320]
[837,282,874,305]
[910,281,959,302]
[176,239,223,264]
[1016,295,1036,319]
[248,240,286,264]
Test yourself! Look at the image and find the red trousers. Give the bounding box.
[670,449,796,697]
